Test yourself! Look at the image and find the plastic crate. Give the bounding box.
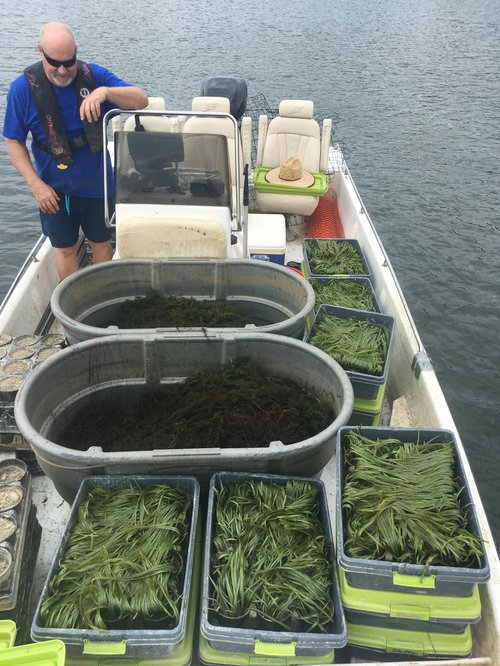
[346,622,472,659]
[339,567,481,632]
[310,277,380,314]
[64,545,200,666]
[198,634,334,665]
[0,620,16,650]
[307,305,395,401]
[347,409,381,427]
[32,475,200,660]
[347,395,383,427]
[201,472,347,658]
[336,427,490,596]
[303,239,370,279]
[0,640,65,665]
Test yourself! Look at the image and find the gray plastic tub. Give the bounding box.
[336,427,490,596]
[307,305,395,401]
[51,258,316,344]
[201,472,347,656]
[31,474,199,659]
[14,333,353,502]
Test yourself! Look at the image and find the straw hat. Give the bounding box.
[265,157,315,188]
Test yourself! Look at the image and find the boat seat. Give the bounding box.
[122,98,185,133]
[182,96,251,212]
[255,100,332,217]
[111,96,167,133]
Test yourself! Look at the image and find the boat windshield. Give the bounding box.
[114,131,231,208]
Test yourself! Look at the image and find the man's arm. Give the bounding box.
[5,139,60,213]
[80,86,148,123]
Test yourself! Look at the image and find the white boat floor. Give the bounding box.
[30,474,70,614]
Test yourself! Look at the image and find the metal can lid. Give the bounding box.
[7,347,34,360]
[13,334,40,347]
[0,486,23,511]
[40,333,65,347]
[0,335,13,347]
[1,360,30,375]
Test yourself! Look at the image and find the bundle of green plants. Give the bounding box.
[59,359,336,452]
[40,484,191,630]
[309,313,389,375]
[210,479,334,632]
[312,279,377,311]
[116,290,249,328]
[342,430,484,567]
[306,239,366,276]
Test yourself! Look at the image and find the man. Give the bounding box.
[2,23,148,279]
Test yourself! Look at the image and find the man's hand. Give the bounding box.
[31,181,60,213]
[79,87,108,123]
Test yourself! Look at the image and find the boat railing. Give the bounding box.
[333,143,430,371]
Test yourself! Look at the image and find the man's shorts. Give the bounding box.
[39,194,113,248]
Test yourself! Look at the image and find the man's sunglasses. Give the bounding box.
[41,48,77,69]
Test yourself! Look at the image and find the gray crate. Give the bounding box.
[336,427,490,596]
[201,471,347,657]
[307,305,395,401]
[303,239,370,279]
[310,277,380,315]
[31,475,199,659]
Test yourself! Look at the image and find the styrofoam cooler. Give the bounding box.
[248,214,286,264]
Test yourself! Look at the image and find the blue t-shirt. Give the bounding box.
[2,63,132,198]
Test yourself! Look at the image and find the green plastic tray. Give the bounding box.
[339,567,481,623]
[0,620,16,651]
[199,634,334,665]
[347,622,472,658]
[0,640,65,665]
[253,167,328,196]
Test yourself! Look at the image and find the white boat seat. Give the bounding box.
[111,96,167,133]
[183,96,251,212]
[255,100,330,217]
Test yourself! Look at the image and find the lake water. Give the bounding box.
[0,0,498,545]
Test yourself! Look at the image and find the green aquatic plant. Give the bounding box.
[312,279,377,311]
[210,479,334,632]
[60,359,336,452]
[342,431,484,567]
[40,485,191,631]
[306,239,366,275]
[309,313,389,375]
[116,289,249,328]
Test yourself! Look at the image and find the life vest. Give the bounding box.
[24,60,103,167]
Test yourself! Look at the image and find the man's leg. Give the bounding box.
[88,240,113,264]
[54,243,79,280]
[40,200,80,280]
[81,197,113,265]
